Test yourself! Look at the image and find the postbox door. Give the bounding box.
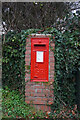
[31,38,49,82]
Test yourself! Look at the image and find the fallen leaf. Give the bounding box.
[54,110,56,113]
[74,105,77,111]
[72,110,75,115]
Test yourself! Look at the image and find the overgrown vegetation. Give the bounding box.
[2,86,46,119]
[53,13,80,113]
[2,13,80,118]
[2,30,26,92]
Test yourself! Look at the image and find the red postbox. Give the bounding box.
[31,37,49,82]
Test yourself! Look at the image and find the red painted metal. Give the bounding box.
[31,37,49,82]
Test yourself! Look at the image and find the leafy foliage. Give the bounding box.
[2,31,26,92]
[2,86,45,119]
[53,13,80,109]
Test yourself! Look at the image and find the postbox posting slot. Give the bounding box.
[34,44,46,49]
[34,44,46,52]
[34,44,46,47]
